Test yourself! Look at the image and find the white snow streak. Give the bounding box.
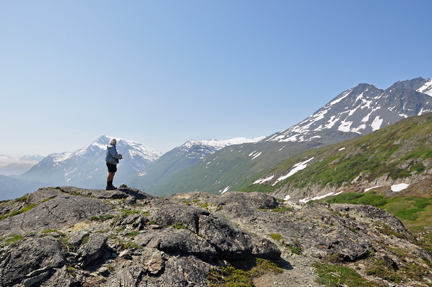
[299,191,343,203]
[391,183,409,192]
[371,116,383,131]
[273,157,314,186]
[253,175,274,184]
[364,185,383,192]
[220,186,230,194]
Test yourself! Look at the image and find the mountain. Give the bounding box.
[17,136,162,189]
[146,77,432,196]
[0,175,46,200]
[243,112,432,203]
[126,137,264,192]
[265,77,432,143]
[19,155,45,162]
[0,155,45,176]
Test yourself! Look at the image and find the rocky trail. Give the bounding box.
[0,186,431,286]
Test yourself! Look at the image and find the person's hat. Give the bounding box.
[109,138,117,145]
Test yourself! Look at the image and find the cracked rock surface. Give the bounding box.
[0,187,431,286]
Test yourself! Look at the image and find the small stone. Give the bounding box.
[98,267,110,277]
[119,250,132,260]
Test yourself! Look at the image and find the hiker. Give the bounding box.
[106,138,122,190]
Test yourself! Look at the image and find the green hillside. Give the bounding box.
[126,148,201,191]
[242,113,432,198]
[144,130,359,196]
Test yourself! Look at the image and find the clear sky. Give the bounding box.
[1,1,431,158]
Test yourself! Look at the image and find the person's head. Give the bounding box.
[109,138,117,146]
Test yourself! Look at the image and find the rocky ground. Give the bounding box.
[0,186,431,286]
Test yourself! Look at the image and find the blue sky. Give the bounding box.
[1,1,431,157]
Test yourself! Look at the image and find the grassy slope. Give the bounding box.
[145,140,325,196]
[241,113,432,194]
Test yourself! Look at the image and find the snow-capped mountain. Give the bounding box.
[126,137,264,192]
[142,77,432,197]
[0,155,45,176]
[266,77,432,143]
[178,137,265,159]
[18,135,162,188]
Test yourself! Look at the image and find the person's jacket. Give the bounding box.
[106,144,121,165]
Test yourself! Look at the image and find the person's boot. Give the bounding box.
[106,181,115,190]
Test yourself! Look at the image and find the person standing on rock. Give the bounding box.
[106,138,122,190]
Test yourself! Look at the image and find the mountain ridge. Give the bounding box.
[142,77,432,196]
[17,135,162,189]
[126,136,264,191]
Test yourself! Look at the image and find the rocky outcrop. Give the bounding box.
[0,187,431,286]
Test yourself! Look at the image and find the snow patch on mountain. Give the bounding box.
[259,157,314,186]
[391,183,409,192]
[265,78,432,143]
[417,78,432,96]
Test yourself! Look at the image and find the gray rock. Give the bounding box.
[0,236,66,287]
[161,255,209,287]
[151,203,209,234]
[26,188,63,204]
[39,265,80,287]
[68,231,88,248]
[0,195,111,237]
[58,186,128,199]
[125,195,137,205]
[77,233,108,268]
[23,270,51,287]
[216,191,278,209]
[135,227,217,262]
[198,214,253,259]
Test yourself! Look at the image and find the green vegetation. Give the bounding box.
[287,244,302,255]
[326,192,432,233]
[82,235,89,244]
[313,262,383,287]
[15,196,28,202]
[0,203,36,220]
[125,231,140,237]
[365,258,402,284]
[271,206,292,213]
[269,233,282,242]
[242,114,432,194]
[41,197,54,203]
[121,209,139,217]
[66,265,76,277]
[207,256,282,287]
[327,191,387,207]
[2,234,23,245]
[164,222,188,230]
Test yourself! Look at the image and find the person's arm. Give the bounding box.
[109,147,122,160]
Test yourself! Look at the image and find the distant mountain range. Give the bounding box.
[126,137,264,192]
[17,135,162,189]
[0,155,45,176]
[3,77,432,199]
[143,77,432,196]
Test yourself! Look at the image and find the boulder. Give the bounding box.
[0,236,66,287]
[77,233,108,268]
[135,227,217,262]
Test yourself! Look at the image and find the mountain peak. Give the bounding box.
[266,78,432,143]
